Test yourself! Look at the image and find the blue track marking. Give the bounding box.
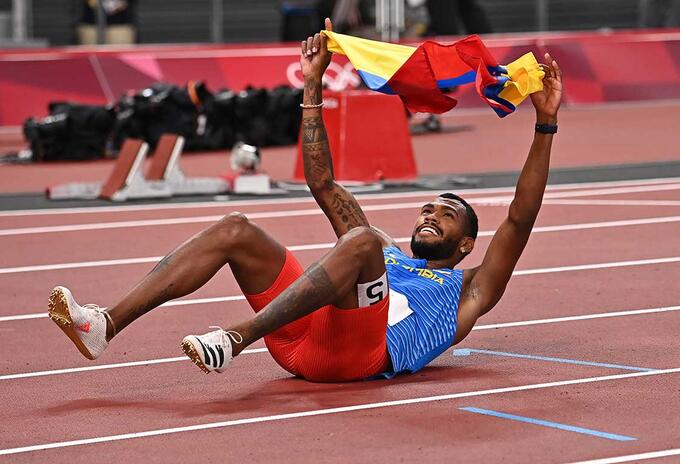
[459,407,637,441]
[453,348,655,372]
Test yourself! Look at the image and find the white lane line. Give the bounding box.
[469,183,680,206]
[0,185,511,219]
[3,182,680,237]
[0,240,342,275]
[0,313,46,322]
[474,305,680,330]
[2,304,678,379]
[2,177,679,218]
[1,367,678,456]
[0,296,248,322]
[0,256,163,275]
[566,447,680,464]
[5,213,680,275]
[0,348,268,381]
[0,186,493,218]
[502,214,680,235]
[3,255,680,323]
[541,182,680,199]
[513,256,680,276]
[1,202,435,236]
[542,199,680,207]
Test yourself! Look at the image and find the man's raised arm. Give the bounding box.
[456,53,563,339]
[300,19,370,238]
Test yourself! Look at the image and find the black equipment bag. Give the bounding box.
[265,85,303,146]
[23,103,115,162]
[229,85,302,147]
[112,81,227,152]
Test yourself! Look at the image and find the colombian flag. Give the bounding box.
[322,31,544,117]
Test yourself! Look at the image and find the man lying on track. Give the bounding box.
[48,19,563,382]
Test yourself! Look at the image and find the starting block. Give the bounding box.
[99,139,172,201]
[293,90,417,183]
[47,139,172,201]
[47,134,231,201]
[146,134,229,196]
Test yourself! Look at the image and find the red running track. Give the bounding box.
[1,178,680,463]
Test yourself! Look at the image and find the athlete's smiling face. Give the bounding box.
[410,197,470,261]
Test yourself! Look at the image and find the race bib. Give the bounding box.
[357,273,387,307]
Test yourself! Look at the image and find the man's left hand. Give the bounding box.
[531,53,563,124]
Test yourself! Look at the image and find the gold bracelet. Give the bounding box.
[300,102,324,109]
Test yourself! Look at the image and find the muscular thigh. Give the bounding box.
[227,219,287,295]
[328,228,388,310]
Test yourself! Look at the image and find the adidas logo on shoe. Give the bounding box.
[181,327,242,374]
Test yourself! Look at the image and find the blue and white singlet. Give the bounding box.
[381,246,464,377]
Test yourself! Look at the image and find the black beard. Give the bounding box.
[410,235,457,261]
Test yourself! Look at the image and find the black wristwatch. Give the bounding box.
[535,123,558,134]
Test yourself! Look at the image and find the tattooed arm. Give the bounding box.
[301,80,369,237]
[300,19,370,238]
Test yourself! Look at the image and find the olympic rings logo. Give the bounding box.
[286,61,361,91]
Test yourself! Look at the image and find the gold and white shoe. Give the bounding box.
[48,286,110,360]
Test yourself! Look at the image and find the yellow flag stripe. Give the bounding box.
[322,30,416,80]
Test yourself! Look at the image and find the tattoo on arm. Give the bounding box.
[303,116,368,234]
[302,115,369,234]
[302,116,334,179]
[330,191,368,232]
[293,262,338,312]
[304,79,322,105]
[301,80,369,236]
[251,262,338,335]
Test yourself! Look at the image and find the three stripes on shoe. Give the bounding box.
[197,339,226,369]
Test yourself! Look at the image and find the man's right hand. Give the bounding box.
[300,18,333,81]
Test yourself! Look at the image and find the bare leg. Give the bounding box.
[105,213,286,340]
[228,226,386,356]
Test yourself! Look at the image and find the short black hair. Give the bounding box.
[439,193,478,239]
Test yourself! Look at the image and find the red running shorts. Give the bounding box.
[244,249,390,382]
